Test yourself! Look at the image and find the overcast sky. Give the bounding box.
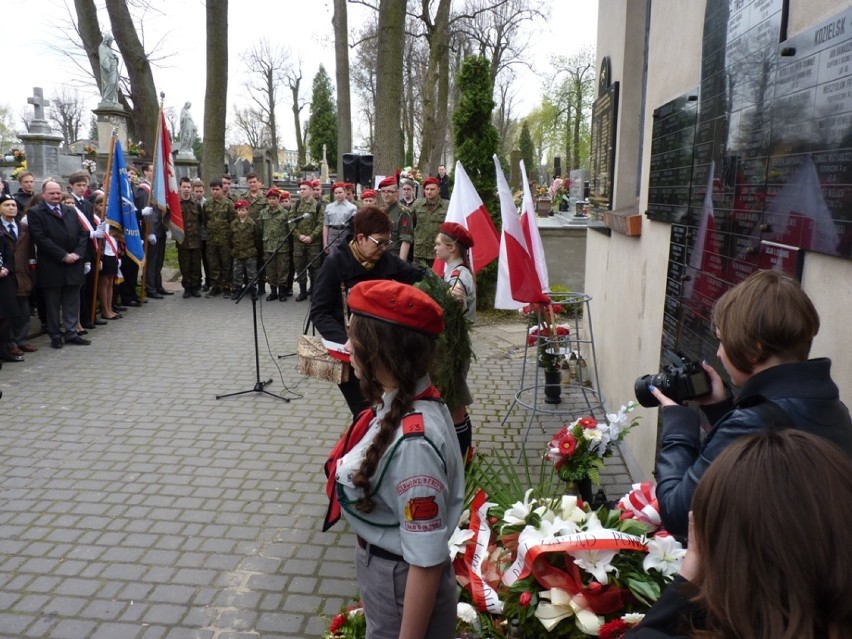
[5,0,597,150]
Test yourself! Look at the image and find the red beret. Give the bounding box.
[377,175,397,189]
[234,199,249,209]
[265,188,280,198]
[423,176,440,187]
[280,191,291,199]
[360,189,376,199]
[439,222,474,249]
[347,280,443,336]
[345,182,355,190]
[311,179,322,187]
[331,181,346,191]
[300,180,313,187]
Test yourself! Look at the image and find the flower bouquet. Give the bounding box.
[546,403,639,485]
[400,165,423,183]
[12,148,26,164]
[523,302,575,372]
[451,448,683,639]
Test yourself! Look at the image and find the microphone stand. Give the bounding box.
[216,222,302,403]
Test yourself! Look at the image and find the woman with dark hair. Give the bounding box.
[310,206,424,416]
[324,280,463,639]
[627,428,852,638]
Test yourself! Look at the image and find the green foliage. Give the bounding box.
[518,121,535,178]
[307,65,338,167]
[192,136,203,161]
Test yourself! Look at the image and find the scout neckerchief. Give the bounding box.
[322,384,441,531]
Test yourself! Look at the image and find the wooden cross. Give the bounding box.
[27,87,50,120]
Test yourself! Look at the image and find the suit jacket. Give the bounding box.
[27,201,88,288]
[0,218,35,295]
[73,196,97,260]
[0,230,16,317]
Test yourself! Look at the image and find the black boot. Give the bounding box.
[266,286,278,302]
[182,288,191,299]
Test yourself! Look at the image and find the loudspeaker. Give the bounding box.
[342,153,360,184]
[358,154,374,188]
[554,156,562,178]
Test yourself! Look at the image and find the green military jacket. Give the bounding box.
[411,197,449,261]
[385,201,413,257]
[178,197,202,250]
[291,198,322,243]
[259,204,290,253]
[203,197,236,246]
[230,217,260,259]
[246,192,266,221]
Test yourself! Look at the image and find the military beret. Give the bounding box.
[234,199,249,209]
[266,188,281,198]
[311,179,322,187]
[331,181,346,191]
[345,182,355,190]
[300,180,313,187]
[423,176,440,187]
[347,280,444,337]
[439,221,474,249]
[360,189,376,199]
[377,175,398,189]
[0,193,13,204]
[280,191,291,199]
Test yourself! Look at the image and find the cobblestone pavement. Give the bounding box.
[0,281,634,638]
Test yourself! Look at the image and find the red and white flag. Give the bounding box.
[519,159,549,292]
[151,109,185,243]
[435,161,500,275]
[493,154,549,309]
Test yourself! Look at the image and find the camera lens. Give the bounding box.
[634,374,659,408]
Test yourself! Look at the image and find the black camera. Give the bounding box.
[634,350,712,408]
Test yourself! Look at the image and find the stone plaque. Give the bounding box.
[589,81,619,216]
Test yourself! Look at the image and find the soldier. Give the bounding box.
[280,190,295,298]
[229,200,260,299]
[323,181,357,254]
[202,177,236,297]
[259,188,290,302]
[378,173,413,260]
[244,172,267,293]
[192,178,211,291]
[291,180,322,302]
[176,177,203,298]
[411,176,449,268]
[222,174,236,202]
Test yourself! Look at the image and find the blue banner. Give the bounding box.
[106,138,145,266]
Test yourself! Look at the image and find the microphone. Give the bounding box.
[287,212,312,225]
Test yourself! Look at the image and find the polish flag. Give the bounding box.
[493,154,550,308]
[434,161,500,275]
[151,109,185,243]
[519,160,549,291]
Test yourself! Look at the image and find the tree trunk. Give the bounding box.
[373,0,405,174]
[104,0,158,155]
[333,0,352,176]
[267,70,279,171]
[289,78,305,167]
[73,0,101,90]
[202,0,228,187]
[572,79,582,170]
[417,0,450,175]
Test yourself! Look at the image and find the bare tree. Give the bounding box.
[351,20,379,149]
[283,56,307,167]
[493,69,519,160]
[332,0,352,175]
[547,47,596,171]
[243,39,289,170]
[49,88,87,145]
[233,107,271,149]
[202,0,228,186]
[373,0,406,173]
[164,106,178,140]
[414,0,451,174]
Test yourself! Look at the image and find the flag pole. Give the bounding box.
[89,130,118,324]
[141,93,165,302]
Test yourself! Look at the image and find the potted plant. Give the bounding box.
[524,302,573,404]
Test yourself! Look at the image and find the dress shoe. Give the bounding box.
[158,288,174,296]
[103,314,122,320]
[147,291,164,299]
[295,292,308,302]
[9,347,24,357]
[77,329,89,336]
[183,289,192,299]
[65,336,91,346]
[126,300,142,307]
[113,305,128,312]
[51,337,64,349]
[94,319,108,325]
[19,344,38,353]
[191,288,201,298]
[1,353,24,362]
[81,322,97,330]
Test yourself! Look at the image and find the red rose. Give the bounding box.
[578,417,598,429]
[557,433,577,456]
[519,591,532,607]
[329,613,346,634]
[552,304,563,314]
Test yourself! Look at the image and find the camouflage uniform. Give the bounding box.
[176,197,203,291]
[203,197,236,292]
[259,204,290,288]
[291,198,322,295]
[385,200,413,258]
[411,197,449,266]
[246,191,267,288]
[230,217,260,291]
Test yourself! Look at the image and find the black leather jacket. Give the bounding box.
[656,358,852,536]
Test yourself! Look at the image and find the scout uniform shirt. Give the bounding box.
[259,204,289,254]
[178,197,202,249]
[443,257,476,322]
[203,197,236,247]
[384,200,412,258]
[411,196,449,262]
[291,198,322,242]
[230,217,260,259]
[336,377,464,567]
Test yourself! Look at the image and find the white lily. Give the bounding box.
[643,534,686,577]
[572,548,619,584]
[558,495,587,524]
[502,488,546,528]
[457,602,478,625]
[448,526,475,561]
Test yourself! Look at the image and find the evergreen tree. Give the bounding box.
[307,65,338,167]
[452,55,500,308]
[519,120,536,179]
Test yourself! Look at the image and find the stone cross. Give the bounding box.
[27,87,50,121]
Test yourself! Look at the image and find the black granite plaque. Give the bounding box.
[589,81,619,214]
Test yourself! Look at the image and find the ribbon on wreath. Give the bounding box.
[535,587,603,634]
[617,482,662,530]
[461,490,504,614]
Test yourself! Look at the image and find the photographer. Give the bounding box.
[649,270,852,537]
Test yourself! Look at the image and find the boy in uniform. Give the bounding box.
[202,178,236,297]
[229,200,260,299]
[259,188,290,301]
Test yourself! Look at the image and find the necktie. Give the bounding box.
[53,205,61,217]
[7,223,15,240]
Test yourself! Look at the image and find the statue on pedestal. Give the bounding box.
[98,34,120,105]
[178,102,197,154]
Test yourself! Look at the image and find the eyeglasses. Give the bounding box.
[380,189,397,195]
[367,236,393,250]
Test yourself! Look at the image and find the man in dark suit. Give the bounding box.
[68,171,105,329]
[27,180,91,348]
